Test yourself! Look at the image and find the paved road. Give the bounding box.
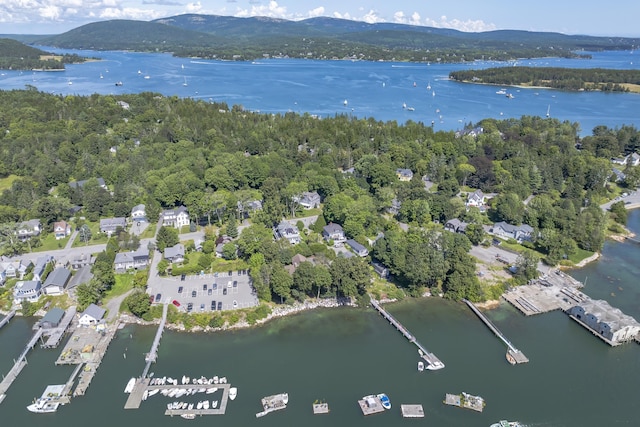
[600,190,640,211]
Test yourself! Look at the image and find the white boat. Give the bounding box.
[144,75,150,80]
[167,403,173,410]
[137,70,142,74]
[506,93,514,99]
[432,90,436,97]
[220,377,227,384]
[343,99,348,106]
[180,413,196,420]
[188,403,194,410]
[203,400,210,409]
[490,421,523,427]
[546,104,551,118]
[377,393,391,410]
[229,387,238,400]
[183,77,188,87]
[212,400,218,408]
[427,81,431,90]
[99,73,103,79]
[418,361,425,372]
[496,89,507,95]
[124,378,136,394]
[402,102,407,109]
[197,401,203,409]
[206,387,218,394]
[407,107,415,111]
[148,389,159,397]
[27,397,61,413]
[213,376,219,384]
[142,390,149,400]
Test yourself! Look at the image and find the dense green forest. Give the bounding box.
[0,38,85,70]
[32,14,640,63]
[0,89,638,304]
[450,67,640,92]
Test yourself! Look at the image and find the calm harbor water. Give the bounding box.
[0,49,639,135]
[1,210,640,426]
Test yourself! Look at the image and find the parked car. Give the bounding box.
[200,303,205,312]
[192,290,197,298]
[208,288,212,296]
[212,283,217,290]
[181,274,186,281]
[203,284,207,290]
[228,270,233,276]
[217,301,222,310]
[223,288,227,295]
[155,293,162,303]
[211,300,216,311]
[232,300,238,308]
[233,280,237,287]
[172,300,181,307]
[178,286,183,293]
[187,303,193,312]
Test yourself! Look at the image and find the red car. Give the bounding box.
[172,300,181,307]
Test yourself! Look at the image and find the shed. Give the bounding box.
[40,307,65,329]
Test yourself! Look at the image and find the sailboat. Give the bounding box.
[183,77,188,87]
[426,81,431,90]
[343,99,348,106]
[546,104,551,118]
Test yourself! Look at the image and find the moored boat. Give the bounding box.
[377,393,391,410]
[418,361,424,372]
[180,413,196,420]
[229,387,238,400]
[490,421,523,427]
[124,378,136,394]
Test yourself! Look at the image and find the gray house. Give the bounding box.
[32,255,54,281]
[297,191,321,209]
[322,223,346,243]
[39,308,65,329]
[13,280,42,303]
[100,217,126,236]
[69,177,107,190]
[164,243,185,263]
[445,219,469,234]
[567,300,640,345]
[492,221,534,243]
[346,239,369,257]
[42,267,72,296]
[274,220,301,245]
[114,247,150,272]
[17,219,41,240]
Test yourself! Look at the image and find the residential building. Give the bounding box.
[612,167,626,183]
[70,253,95,270]
[0,259,32,280]
[39,308,65,329]
[322,223,346,243]
[237,200,263,218]
[491,221,534,243]
[131,204,147,222]
[444,219,469,234]
[78,303,106,326]
[17,219,41,240]
[161,206,190,229]
[346,239,369,257]
[113,247,150,272]
[69,177,107,190]
[164,243,185,263]
[53,220,71,240]
[297,191,321,209]
[274,220,301,245]
[13,280,42,304]
[285,254,315,275]
[32,255,54,282]
[466,190,486,208]
[215,235,233,258]
[387,198,402,215]
[67,266,93,291]
[396,168,414,182]
[612,152,640,167]
[372,262,389,279]
[100,217,126,236]
[567,299,640,345]
[42,267,72,296]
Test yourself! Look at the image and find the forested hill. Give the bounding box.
[32,14,640,63]
[450,67,640,93]
[0,38,85,70]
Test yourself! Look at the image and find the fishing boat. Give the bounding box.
[377,393,391,410]
[418,361,425,372]
[115,81,123,86]
[212,400,218,408]
[427,81,431,90]
[343,99,348,106]
[26,385,66,413]
[496,89,507,95]
[229,387,238,400]
[124,378,136,394]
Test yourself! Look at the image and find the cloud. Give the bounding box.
[425,15,497,32]
[142,0,183,5]
[361,9,383,24]
[307,6,324,18]
[185,1,201,12]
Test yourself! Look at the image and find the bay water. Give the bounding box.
[1,210,640,426]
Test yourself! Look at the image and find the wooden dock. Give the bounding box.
[401,404,425,418]
[357,395,385,416]
[462,299,529,364]
[142,303,168,378]
[0,328,44,404]
[42,306,76,348]
[444,392,485,412]
[313,402,330,414]
[0,310,15,330]
[370,298,445,370]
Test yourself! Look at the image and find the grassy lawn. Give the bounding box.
[32,233,69,252]
[567,247,594,264]
[369,277,406,301]
[211,258,249,273]
[72,221,109,247]
[139,224,157,239]
[103,274,134,304]
[0,174,19,192]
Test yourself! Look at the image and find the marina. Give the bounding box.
[462,299,528,364]
[370,298,444,370]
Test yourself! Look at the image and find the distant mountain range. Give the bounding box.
[6,14,640,63]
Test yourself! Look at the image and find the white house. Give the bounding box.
[491,221,534,243]
[567,299,640,345]
[466,190,486,208]
[100,217,126,236]
[78,303,106,326]
[53,220,72,240]
[161,206,190,229]
[13,280,42,304]
[17,219,41,240]
[0,259,32,280]
[42,267,72,296]
[114,247,150,272]
[612,152,640,167]
[131,204,147,222]
[297,191,321,209]
[346,239,369,257]
[274,220,301,245]
[322,223,346,243]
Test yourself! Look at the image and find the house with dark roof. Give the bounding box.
[164,243,185,263]
[297,191,322,209]
[54,220,72,240]
[13,280,42,303]
[69,177,107,190]
[78,303,106,326]
[274,220,301,245]
[17,219,41,240]
[372,262,389,279]
[39,308,65,329]
[215,235,233,258]
[100,217,126,236]
[444,219,469,234]
[161,206,190,229]
[322,223,346,243]
[396,168,414,182]
[42,267,72,296]
[346,239,369,257]
[491,221,534,243]
[114,247,150,272]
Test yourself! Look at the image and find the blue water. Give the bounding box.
[1,49,639,135]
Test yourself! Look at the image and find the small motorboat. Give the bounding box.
[418,361,425,372]
[229,387,237,401]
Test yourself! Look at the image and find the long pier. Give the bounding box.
[370,299,444,370]
[0,310,16,330]
[142,303,168,379]
[0,328,44,404]
[462,299,528,364]
[42,306,76,348]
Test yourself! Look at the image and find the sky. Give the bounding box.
[1,0,640,37]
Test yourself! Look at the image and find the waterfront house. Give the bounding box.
[53,220,72,240]
[13,280,42,304]
[297,191,322,210]
[39,308,65,329]
[372,262,389,279]
[42,267,72,296]
[567,300,640,345]
[68,177,108,190]
[99,217,126,236]
[491,221,534,243]
[466,190,486,208]
[17,219,41,241]
[444,219,469,234]
[274,220,301,245]
[322,223,346,243]
[396,168,414,182]
[113,247,150,272]
[131,204,147,222]
[346,239,369,257]
[161,206,190,229]
[164,243,185,263]
[32,255,54,281]
[78,303,106,326]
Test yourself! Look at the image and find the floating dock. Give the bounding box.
[444,392,485,412]
[401,404,425,418]
[462,299,529,365]
[358,395,385,416]
[142,303,168,378]
[256,393,288,417]
[0,328,44,404]
[312,402,329,414]
[370,298,444,370]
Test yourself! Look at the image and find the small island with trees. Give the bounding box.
[449,67,640,93]
[0,38,87,71]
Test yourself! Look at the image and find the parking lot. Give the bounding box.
[148,269,259,313]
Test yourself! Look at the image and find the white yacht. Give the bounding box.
[229,387,238,401]
[124,378,136,394]
[418,361,425,372]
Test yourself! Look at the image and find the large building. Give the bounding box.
[567,299,640,345]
